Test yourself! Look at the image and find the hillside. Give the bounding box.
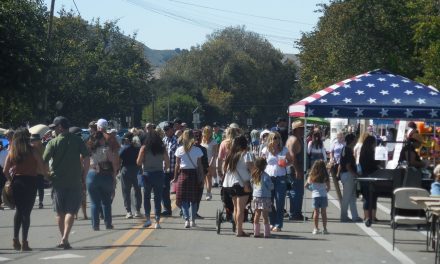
[142,45,184,68]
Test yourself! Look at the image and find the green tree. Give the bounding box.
[297,0,417,90]
[142,92,200,125]
[157,26,299,127]
[0,0,47,126]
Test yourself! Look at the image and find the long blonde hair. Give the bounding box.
[202,126,213,145]
[357,132,369,144]
[252,157,267,185]
[222,127,241,151]
[308,160,329,184]
[266,131,283,155]
[179,129,195,153]
[9,129,32,164]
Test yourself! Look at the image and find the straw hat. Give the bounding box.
[291,120,305,130]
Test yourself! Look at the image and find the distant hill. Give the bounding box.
[141,45,184,68]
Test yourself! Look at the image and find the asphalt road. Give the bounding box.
[0,181,436,264]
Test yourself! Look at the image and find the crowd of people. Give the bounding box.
[1,116,439,251]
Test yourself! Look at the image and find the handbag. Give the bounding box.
[235,168,252,193]
[2,179,15,209]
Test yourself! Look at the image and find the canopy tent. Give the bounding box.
[289,69,439,120]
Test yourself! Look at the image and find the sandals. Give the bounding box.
[57,241,72,250]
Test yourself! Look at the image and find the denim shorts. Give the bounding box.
[312,196,328,209]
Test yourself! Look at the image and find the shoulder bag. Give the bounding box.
[185,151,204,183]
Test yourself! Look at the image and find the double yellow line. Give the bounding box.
[91,198,176,264]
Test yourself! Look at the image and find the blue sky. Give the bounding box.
[43,0,328,54]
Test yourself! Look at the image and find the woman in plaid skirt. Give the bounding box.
[172,130,204,228]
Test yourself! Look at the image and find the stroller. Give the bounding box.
[215,187,254,234]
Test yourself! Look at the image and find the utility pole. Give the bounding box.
[43,0,56,118]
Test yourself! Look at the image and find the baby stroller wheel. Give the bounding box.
[216,208,222,234]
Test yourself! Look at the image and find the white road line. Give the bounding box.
[40,253,85,260]
[0,257,12,262]
[328,193,416,264]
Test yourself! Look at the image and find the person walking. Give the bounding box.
[43,116,90,249]
[3,129,47,251]
[137,131,170,229]
[119,132,142,219]
[251,157,273,238]
[201,126,218,200]
[30,133,45,209]
[338,133,362,222]
[223,135,254,237]
[304,160,330,235]
[162,123,177,215]
[86,131,118,231]
[172,130,203,228]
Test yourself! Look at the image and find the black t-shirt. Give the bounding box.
[339,146,356,173]
[119,144,140,167]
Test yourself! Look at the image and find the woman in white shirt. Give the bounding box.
[172,130,203,228]
[201,126,218,200]
[261,132,292,232]
[223,135,254,237]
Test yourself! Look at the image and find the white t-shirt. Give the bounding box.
[201,140,217,162]
[223,152,252,188]
[175,146,203,169]
[261,146,288,177]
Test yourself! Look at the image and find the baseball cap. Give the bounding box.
[213,122,220,127]
[163,122,173,131]
[49,116,70,129]
[291,120,304,130]
[97,118,108,130]
[229,123,239,129]
[30,134,41,141]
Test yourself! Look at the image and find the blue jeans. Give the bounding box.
[142,171,164,221]
[120,166,142,213]
[270,176,287,228]
[181,201,197,221]
[87,170,114,229]
[162,172,172,213]
[288,177,304,217]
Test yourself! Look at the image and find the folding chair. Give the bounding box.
[392,187,429,250]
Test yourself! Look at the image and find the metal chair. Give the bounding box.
[392,187,429,250]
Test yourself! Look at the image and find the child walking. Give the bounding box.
[305,160,330,235]
[251,157,274,238]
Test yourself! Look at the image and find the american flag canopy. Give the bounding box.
[288,69,440,120]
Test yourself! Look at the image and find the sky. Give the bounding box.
[43,0,329,54]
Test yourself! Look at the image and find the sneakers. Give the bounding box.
[134,211,142,218]
[184,220,190,228]
[143,219,152,228]
[205,193,212,201]
[322,228,329,235]
[126,212,134,219]
[154,223,161,229]
[190,221,196,227]
[38,203,43,209]
[312,228,320,235]
[352,217,363,223]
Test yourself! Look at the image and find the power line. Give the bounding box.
[168,0,314,26]
[72,0,81,16]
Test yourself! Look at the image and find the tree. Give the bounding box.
[0,0,47,126]
[297,0,417,90]
[157,26,299,127]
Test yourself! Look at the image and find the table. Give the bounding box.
[356,177,433,227]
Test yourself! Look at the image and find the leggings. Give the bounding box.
[12,176,37,240]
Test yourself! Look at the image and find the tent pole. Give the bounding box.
[302,117,308,222]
